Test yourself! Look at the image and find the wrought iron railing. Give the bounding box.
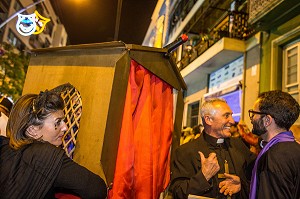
[175,11,254,71]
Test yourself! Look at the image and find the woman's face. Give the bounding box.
[34,110,67,146]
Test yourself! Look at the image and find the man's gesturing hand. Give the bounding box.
[219,173,241,196]
[198,152,220,181]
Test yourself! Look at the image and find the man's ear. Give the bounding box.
[264,115,272,127]
[26,125,39,139]
[204,115,213,125]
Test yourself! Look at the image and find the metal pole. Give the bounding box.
[114,0,123,41]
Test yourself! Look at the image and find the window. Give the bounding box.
[204,87,242,122]
[283,41,300,101]
[219,89,242,122]
[209,56,243,93]
[272,28,300,125]
[7,29,25,51]
[187,101,200,127]
[205,56,243,122]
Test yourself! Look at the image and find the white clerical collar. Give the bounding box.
[217,138,224,144]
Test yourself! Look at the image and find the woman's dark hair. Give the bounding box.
[258,90,300,130]
[7,90,64,149]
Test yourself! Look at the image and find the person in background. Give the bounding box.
[180,127,195,145]
[0,95,13,136]
[249,90,300,199]
[192,124,202,139]
[0,90,107,199]
[170,98,256,199]
[290,124,300,143]
[230,121,261,155]
[230,122,240,138]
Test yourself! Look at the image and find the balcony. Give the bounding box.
[181,37,245,87]
[173,11,254,72]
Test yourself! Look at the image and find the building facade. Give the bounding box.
[0,0,68,52]
[143,0,300,134]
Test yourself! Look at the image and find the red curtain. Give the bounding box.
[108,60,173,199]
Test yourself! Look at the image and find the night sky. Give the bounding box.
[49,0,157,45]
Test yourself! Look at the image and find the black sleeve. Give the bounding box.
[257,144,299,199]
[170,147,212,199]
[54,154,107,199]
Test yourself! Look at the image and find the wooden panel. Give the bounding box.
[23,65,115,181]
[101,54,131,184]
[129,50,186,90]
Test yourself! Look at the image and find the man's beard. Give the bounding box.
[252,118,267,136]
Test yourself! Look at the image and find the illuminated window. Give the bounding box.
[205,57,243,122]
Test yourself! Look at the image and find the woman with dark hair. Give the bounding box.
[0,90,107,199]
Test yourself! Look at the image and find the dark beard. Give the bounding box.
[252,118,267,136]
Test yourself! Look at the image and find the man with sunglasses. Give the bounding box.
[249,90,300,199]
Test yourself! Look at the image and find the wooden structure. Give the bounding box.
[23,41,186,185]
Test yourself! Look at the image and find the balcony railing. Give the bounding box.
[175,11,254,71]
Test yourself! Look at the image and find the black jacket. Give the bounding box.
[256,141,300,199]
[170,132,256,199]
[0,136,107,199]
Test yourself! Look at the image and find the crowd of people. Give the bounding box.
[1,89,300,199]
[180,125,202,145]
